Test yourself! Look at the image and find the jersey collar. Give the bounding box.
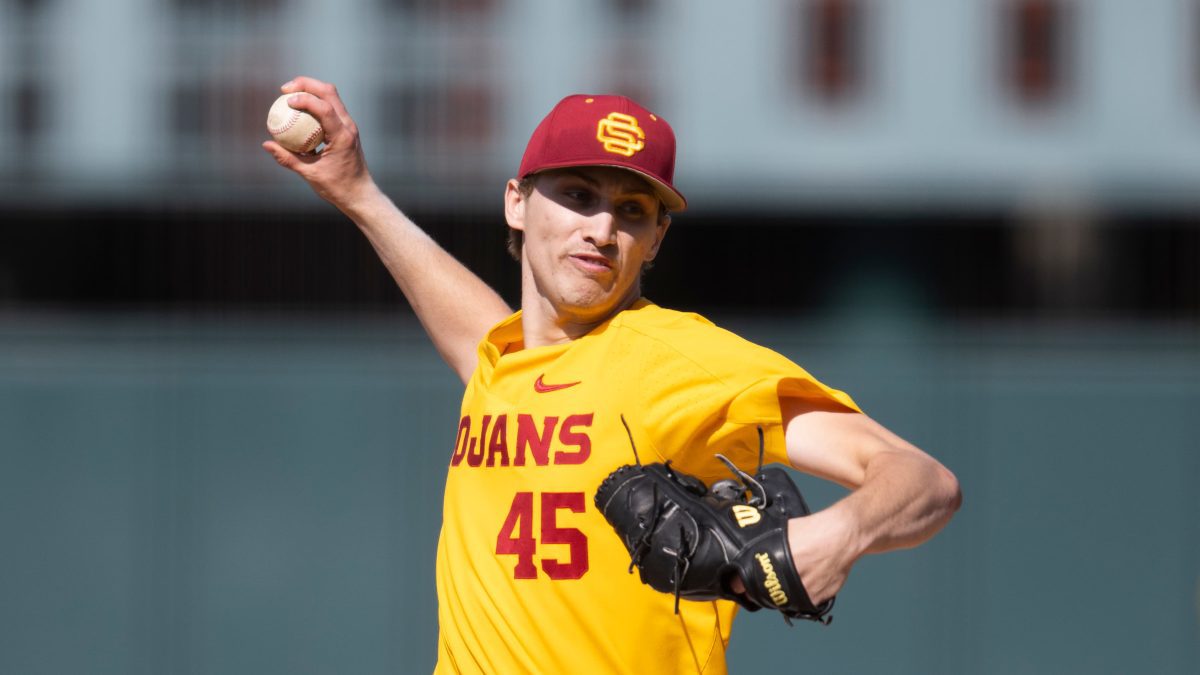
[479,298,656,367]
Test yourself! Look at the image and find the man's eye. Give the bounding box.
[620,202,649,218]
[564,190,591,203]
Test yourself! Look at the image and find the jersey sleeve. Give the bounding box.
[711,366,860,472]
[617,317,859,480]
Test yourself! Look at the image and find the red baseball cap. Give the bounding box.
[518,94,687,212]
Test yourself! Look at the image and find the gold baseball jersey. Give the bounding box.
[434,299,859,674]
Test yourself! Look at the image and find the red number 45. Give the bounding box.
[495,491,589,580]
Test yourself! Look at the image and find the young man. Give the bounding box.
[264,78,961,674]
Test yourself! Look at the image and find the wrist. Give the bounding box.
[788,505,865,571]
[339,180,394,226]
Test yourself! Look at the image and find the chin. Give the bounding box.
[560,298,615,322]
[561,286,639,323]
[547,267,641,319]
[556,287,614,316]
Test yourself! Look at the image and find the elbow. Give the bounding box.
[937,464,963,514]
[891,444,962,514]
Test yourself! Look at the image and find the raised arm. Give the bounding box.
[780,399,962,605]
[262,76,512,383]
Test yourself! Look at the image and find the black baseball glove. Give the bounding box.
[594,438,834,625]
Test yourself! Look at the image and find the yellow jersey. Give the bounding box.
[435,299,858,674]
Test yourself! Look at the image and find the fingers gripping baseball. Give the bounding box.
[285,78,358,136]
[262,76,373,207]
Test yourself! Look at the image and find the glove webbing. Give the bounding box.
[625,464,697,615]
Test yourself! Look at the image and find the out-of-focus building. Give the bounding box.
[3,0,1200,212]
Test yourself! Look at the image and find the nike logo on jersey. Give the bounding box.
[534,374,581,393]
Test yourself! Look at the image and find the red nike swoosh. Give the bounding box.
[534,374,581,393]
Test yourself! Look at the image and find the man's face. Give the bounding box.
[505,167,671,325]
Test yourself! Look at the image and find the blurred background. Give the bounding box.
[1,0,1197,673]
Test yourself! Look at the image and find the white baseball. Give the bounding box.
[266,94,325,153]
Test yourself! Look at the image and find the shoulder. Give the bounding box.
[610,301,790,374]
[613,301,749,347]
[611,300,860,417]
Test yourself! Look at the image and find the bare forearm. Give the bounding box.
[781,406,961,603]
[784,443,960,605]
[784,407,961,558]
[263,77,512,383]
[342,183,513,382]
[829,448,961,558]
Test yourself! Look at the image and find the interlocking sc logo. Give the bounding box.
[596,112,646,157]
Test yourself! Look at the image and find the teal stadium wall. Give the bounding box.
[1,314,1197,674]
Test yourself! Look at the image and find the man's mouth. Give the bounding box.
[569,253,613,272]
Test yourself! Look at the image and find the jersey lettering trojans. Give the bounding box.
[449,413,594,468]
[434,300,859,675]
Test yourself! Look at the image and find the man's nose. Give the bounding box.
[581,209,618,246]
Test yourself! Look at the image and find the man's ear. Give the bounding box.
[645,213,671,262]
[504,179,527,232]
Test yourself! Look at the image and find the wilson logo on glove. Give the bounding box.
[732,505,762,528]
[756,553,789,607]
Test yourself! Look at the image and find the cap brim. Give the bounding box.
[627,169,687,213]
[526,162,687,213]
